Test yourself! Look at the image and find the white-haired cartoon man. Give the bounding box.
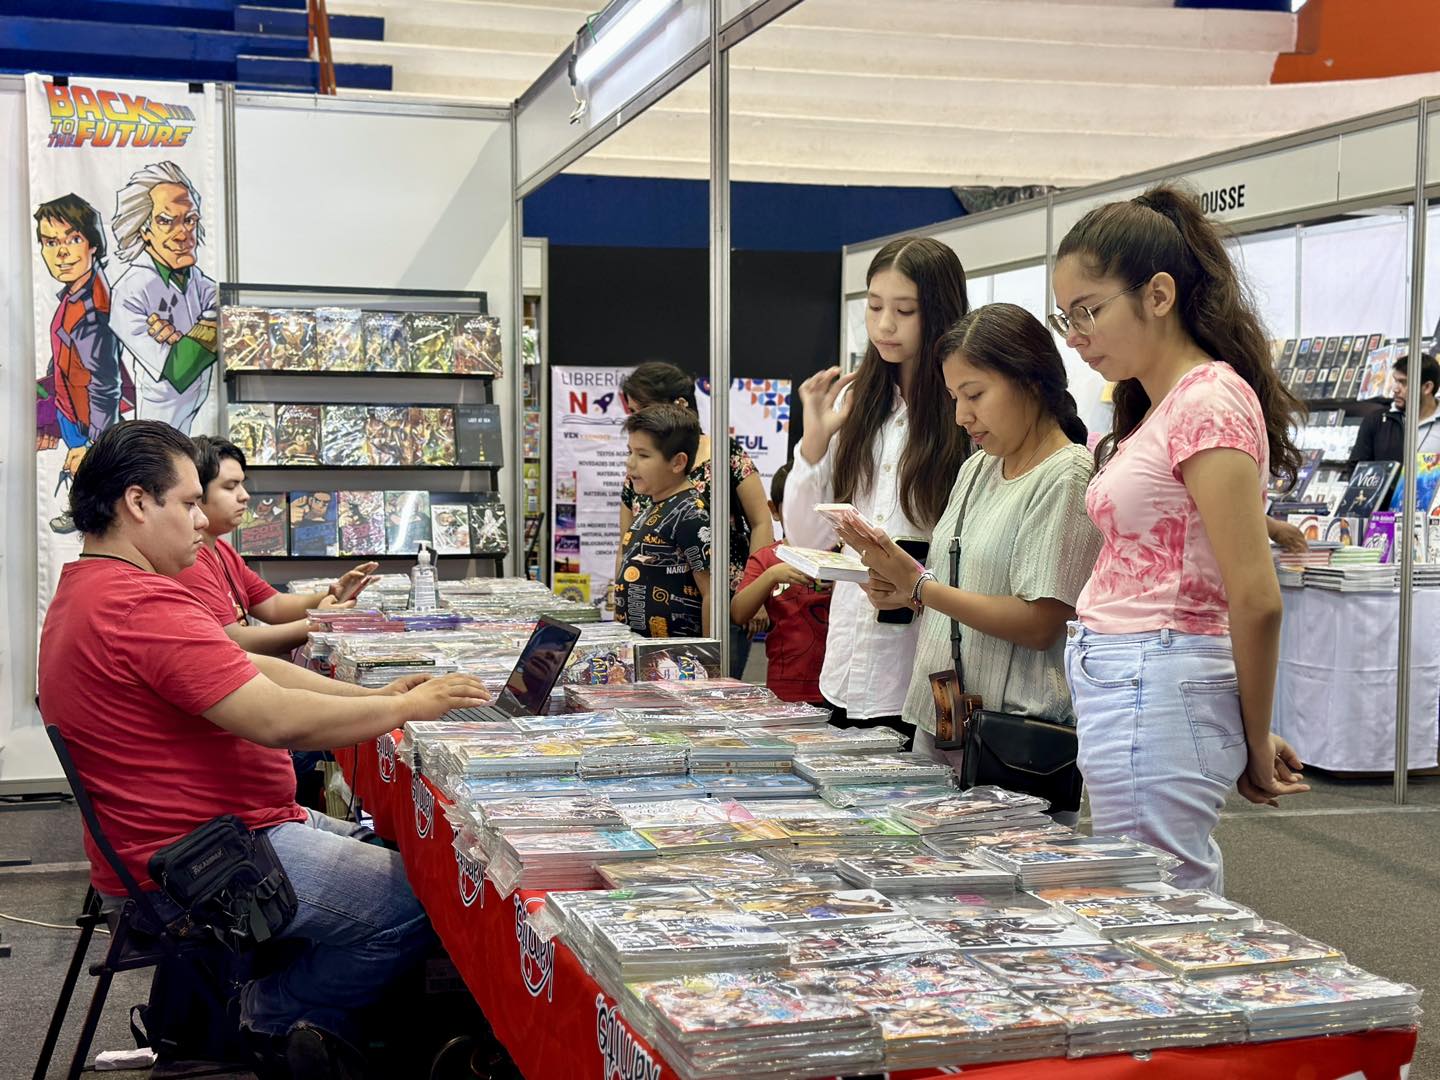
[110,161,218,433]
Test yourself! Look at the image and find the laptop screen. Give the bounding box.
[495,617,581,716]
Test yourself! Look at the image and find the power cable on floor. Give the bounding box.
[0,910,108,934]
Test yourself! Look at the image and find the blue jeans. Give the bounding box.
[1064,624,1248,893]
[126,809,433,1040]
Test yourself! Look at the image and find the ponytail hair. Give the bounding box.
[938,303,1088,445]
[1056,183,1303,486]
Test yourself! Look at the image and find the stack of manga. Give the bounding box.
[974,835,1172,888]
[700,774,817,800]
[820,780,959,809]
[536,883,712,947]
[1123,921,1345,977]
[888,787,1053,835]
[1051,890,1258,940]
[924,822,1075,857]
[596,849,790,890]
[732,797,859,822]
[792,753,953,787]
[757,725,908,756]
[617,799,756,830]
[588,910,790,983]
[447,735,583,779]
[1193,963,1422,1041]
[472,794,626,833]
[707,881,906,929]
[1019,979,1246,1058]
[777,917,951,969]
[565,683,680,711]
[226,403,277,464]
[679,731,796,774]
[219,306,271,370]
[585,776,710,803]
[770,840,921,879]
[967,944,1171,992]
[774,816,918,847]
[622,970,882,1080]
[920,913,1108,954]
[613,709,733,733]
[788,949,1004,1006]
[577,733,690,780]
[719,701,832,728]
[486,827,656,894]
[835,850,1016,892]
[859,991,1070,1069]
[315,307,365,371]
[631,820,790,856]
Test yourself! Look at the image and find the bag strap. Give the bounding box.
[946,460,1015,702]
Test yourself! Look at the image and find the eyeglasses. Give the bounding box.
[1047,281,1145,337]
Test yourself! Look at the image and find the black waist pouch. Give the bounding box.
[960,710,1083,814]
[147,815,298,951]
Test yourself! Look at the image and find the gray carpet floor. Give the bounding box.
[4,771,1436,1079]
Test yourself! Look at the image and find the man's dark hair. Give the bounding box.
[34,193,107,259]
[624,404,701,471]
[70,421,199,537]
[1394,353,1440,395]
[770,462,791,507]
[192,435,247,492]
[621,361,699,413]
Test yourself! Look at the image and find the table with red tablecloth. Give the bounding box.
[337,735,1418,1080]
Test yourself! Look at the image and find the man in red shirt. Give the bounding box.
[176,436,377,655]
[38,419,490,1074]
[729,464,832,703]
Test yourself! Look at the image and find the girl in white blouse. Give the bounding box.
[785,236,970,740]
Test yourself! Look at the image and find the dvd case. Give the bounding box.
[337,490,387,557]
[276,405,323,465]
[227,403,276,465]
[289,491,339,556]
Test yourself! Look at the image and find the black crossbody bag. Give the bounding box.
[927,464,1084,813]
[147,815,298,951]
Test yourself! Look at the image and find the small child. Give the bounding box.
[730,463,832,703]
[615,404,712,638]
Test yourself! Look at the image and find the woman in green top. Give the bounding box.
[842,303,1103,767]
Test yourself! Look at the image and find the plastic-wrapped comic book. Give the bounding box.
[1020,979,1246,1057]
[774,840,921,878]
[385,490,432,554]
[836,851,1014,891]
[792,753,953,786]
[890,792,1052,834]
[973,834,1170,887]
[220,306,270,370]
[732,797,855,821]
[1193,962,1422,1041]
[1123,921,1345,976]
[861,991,1069,1068]
[596,849,789,889]
[235,493,287,557]
[430,501,472,555]
[715,885,906,927]
[700,774,816,800]
[776,817,916,842]
[617,799,755,829]
[778,917,950,968]
[320,405,367,466]
[288,491,338,557]
[226,403,276,465]
[362,311,408,372]
[633,820,789,854]
[921,915,1106,952]
[590,913,789,977]
[894,890,1052,921]
[454,314,503,376]
[276,404,322,465]
[405,312,455,372]
[403,406,455,466]
[1053,890,1258,939]
[337,490,386,558]
[315,306,364,371]
[789,950,1004,1003]
[820,781,958,809]
[585,776,709,802]
[364,406,410,465]
[966,944,1169,988]
[268,308,317,370]
[469,497,509,555]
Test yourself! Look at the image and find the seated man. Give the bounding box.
[38,420,490,1074]
[177,435,377,655]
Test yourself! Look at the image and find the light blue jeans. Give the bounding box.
[1064,623,1248,893]
[132,809,433,1040]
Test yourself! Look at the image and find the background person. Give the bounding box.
[1052,184,1309,893]
[786,236,970,741]
[1350,351,1440,462]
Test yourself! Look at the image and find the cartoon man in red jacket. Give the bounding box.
[35,193,130,534]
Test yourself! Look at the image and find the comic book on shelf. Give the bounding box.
[320,405,368,466]
[405,313,455,373]
[337,490,386,557]
[268,308,317,370]
[408,406,457,466]
[315,307,365,371]
[456,404,505,467]
[226,403,276,465]
[455,314,503,376]
[289,491,339,556]
[430,500,473,555]
[364,406,410,466]
[220,306,271,370]
[469,495,509,555]
[276,405,323,465]
[362,311,409,372]
[235,493,287,557]
[1335,461,1400,517]
[385,490,432,555]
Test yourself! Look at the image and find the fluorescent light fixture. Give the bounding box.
[573,0,680,85]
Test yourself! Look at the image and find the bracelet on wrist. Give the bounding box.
[910,571,937,611]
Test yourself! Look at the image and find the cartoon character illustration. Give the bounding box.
[109,161,217,432]
[34,193,131,534]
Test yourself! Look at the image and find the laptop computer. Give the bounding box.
[446,616,582,722]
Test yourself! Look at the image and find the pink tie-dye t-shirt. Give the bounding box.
[1078,362,1268,635]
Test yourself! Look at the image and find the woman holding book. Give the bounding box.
[840,304,1102,776]
[1050,183,1309,892]
[786,236,970,740]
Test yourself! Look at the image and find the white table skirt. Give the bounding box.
[1273,587,1440,772]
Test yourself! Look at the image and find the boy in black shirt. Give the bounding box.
[616,404,712,637]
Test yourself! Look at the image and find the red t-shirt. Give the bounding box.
[175,538,278,627]
[38,559,303,894]
[738,543,831,703]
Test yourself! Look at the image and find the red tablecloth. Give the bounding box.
[338,738,1418,1080]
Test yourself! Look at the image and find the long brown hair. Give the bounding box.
[833,237,971,530]
[939,303,1088,445]
[1056,183,1303,486]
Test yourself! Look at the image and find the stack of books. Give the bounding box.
[1019,979,1246,1057]
[1050,890,1258,940]
[1196,963,1422,1041]
[1123,921,1345,976]
[888,790,1053,836]
[486,827,655,893]
[778,917,951,969]
[595,849,789,890]
[974,835,1169,889]
[835,850,1016,892]
[793,753,954,787]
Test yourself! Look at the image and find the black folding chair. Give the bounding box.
[33,725,240,1080]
